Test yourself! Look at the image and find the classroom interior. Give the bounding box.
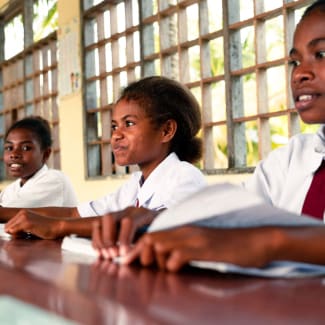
[0,1,324,324]
[0,0,316,203]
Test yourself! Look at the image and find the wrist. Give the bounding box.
[57,219,69,237]
[263,227,288,262]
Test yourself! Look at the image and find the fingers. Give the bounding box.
[121,236,155,266]
[120,233,169,269]
[92,208,143,260]
[118,217,136,256]
[165,249,192,272]
[121,227,200,271]
[92,212,135,259]
[5,210,30,235]
[92,220,105,257]
[92,207,167,263]
[101,214,118,247]
[92,215,117,259]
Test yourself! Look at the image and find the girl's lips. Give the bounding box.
[295,94,319,111]
[10,163,23,168]
[8,163,24,172]
[113,146,127,154]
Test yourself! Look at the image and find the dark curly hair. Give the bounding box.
[5,116,53,150]
[117,76,203,164]
[302,0,325,19]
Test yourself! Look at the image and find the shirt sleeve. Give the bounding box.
[243,147,288,205]
[77,174,139,217]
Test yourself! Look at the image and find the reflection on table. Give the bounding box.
[0,237,325,324]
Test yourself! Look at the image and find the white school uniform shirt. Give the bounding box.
[77,152,207,217]
[0,164,78,207]
[244,125,325,216]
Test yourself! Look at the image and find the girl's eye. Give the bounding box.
[316,51,325,59]
[288,59,300,67]
[22,145,31,151]
[126,121,135,127]
[4,146,12,151]
[111,124,118,131]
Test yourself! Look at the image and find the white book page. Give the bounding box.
[61,235,97,258]
[0,224,11,239]
[189,260,325,278]
[149,183,322,232]
[61,235,122,263]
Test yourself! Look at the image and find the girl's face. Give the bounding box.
[4,128,50,185]
[290,9,325,124]
[111,98,173,180]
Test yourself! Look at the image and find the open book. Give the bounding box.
[61,183,325,278]
[148,182,323,232]
[147,183,325,277]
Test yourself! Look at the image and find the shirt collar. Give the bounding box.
[315,125,325,154]
[136,152,179,206]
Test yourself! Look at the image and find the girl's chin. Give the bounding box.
[115,160,131,167]
[299,114,324,125]
[8,171,22,176]
[297,108,325,124]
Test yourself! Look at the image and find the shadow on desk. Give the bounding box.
[0,238,325,325]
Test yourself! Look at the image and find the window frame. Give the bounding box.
[82,0,313,178]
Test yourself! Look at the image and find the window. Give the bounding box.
[83,0,140,176]
[83,0,315,177]
[0,0,59,180]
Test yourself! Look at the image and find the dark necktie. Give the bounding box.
[301,160,325,220]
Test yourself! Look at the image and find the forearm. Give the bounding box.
[0,206,79,222]
[272,226,325,265]
[181,226,325,268]
[0,207,20,222]
[59,216,102,238]
[31,207,80,218]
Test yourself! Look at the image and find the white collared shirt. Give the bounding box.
[77,152,207,217]
[0,164,78,207]
[244,125,325,216]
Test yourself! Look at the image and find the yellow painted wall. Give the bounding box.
[0,0,251,204]
[55,0,132,202]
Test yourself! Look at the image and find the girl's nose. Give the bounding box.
[10,148,22,159]
[111,128,123,141]
[292,62,315,85]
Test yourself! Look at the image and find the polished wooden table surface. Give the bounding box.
[0,237,325,324]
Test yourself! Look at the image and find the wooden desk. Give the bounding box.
[0,237,325,324]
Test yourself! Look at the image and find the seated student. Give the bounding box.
[0,116,77,208]
[92,0,325,262]
[243,0,325,220]
[4,76,207,239]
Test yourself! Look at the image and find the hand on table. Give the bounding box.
[92,206,160,260]
[5,209,62,239]
[121,225,276,272]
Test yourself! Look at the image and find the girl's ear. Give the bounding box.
[161,119,177,143]
[42,147,52,163]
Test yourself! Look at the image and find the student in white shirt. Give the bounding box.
[4,76,206,240]
[0,116,77,210]
[116,0,325,272]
